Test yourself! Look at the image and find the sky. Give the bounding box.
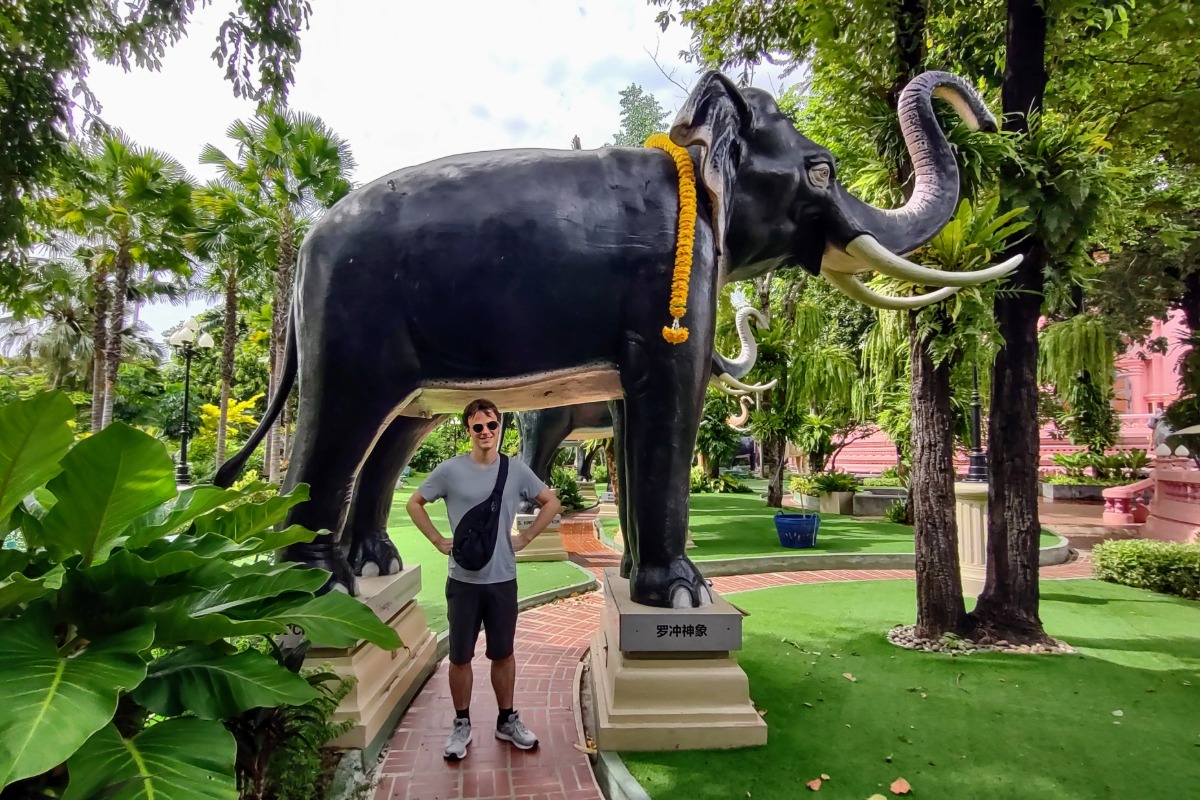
[83,0,789,339]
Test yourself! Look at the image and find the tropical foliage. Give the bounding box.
[0,392,399,797]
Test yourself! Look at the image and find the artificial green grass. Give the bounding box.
[686,492,1060,560]
[622,579,1200,799]
[384,481,592,633]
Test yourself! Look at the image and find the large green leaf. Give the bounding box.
[0,565,64,617]
[192,485,309,542]
[262,591,402,649]
[63,719,236,800]
[132,645,319,719]
[0,392,75,523]
[42,424,177,566]
[172,567,328,617]
[125,486,245,548]
[0,612,153,789]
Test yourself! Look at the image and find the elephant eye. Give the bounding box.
[807,163,832,190]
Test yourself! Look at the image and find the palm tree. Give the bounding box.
[0,257,94,389]
[47,133,197,429]
[191,179,273,467]
[201,109,355,481]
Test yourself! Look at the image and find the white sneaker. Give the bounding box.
[444,718,472,760]
[496,711,539,750]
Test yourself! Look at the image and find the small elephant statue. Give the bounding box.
[217,70,1018,608]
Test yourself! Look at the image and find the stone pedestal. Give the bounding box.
[954,482,989,598]
[514,512,568,561]
[303,566,437,758]
[588,568,767,751]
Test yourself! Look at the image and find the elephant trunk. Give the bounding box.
[830,71,996,257]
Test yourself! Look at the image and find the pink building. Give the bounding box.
[830,311,1191,474]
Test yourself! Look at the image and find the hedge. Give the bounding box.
[1092,539,1200,600]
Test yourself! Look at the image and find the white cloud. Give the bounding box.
[84,0,788,335]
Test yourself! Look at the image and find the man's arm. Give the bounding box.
[513,487,562,552]
[406,492,453,555]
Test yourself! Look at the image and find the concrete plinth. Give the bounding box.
[514,512,568,561]
[304,566,437,759]
[954,482,989,598]
[588,568,767,751]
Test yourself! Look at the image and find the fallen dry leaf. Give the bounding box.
[890,777,912,795]
[757,708,768,717]
[806,778,822,791]
[1112,710,1124,717]
[869,795,887,800]
[572,742,597,755]
[821,774,830,780]
[843,673,857,682]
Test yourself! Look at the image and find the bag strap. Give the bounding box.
[490,455,509,500]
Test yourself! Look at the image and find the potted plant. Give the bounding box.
[812,470,858,515]
[788,474,821,510]
[1040,450,1150,502]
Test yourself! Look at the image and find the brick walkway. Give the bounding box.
[375,513,1094,799]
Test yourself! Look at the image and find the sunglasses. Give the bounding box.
[471,421,500,433]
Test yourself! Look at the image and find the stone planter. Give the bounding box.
[818,491,855,515]
[789,493,820,511]
[1040,483,1106,502]
[854,488,907,517]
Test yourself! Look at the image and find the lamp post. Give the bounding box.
[966,363,989,482]
[168,318,214,485]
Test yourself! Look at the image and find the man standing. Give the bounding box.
[406,398,562,761]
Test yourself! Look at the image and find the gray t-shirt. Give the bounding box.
[416,454,547,584]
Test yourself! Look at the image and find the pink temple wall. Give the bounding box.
[825,311,1191,475]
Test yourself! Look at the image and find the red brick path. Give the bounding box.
[375,513,1094,799]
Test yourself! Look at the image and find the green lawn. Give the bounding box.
[685,493,1059,560]
[384,480,591,633]
[622,579,1200,799]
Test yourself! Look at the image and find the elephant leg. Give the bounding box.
[580,447,599,482]
[611,400,636,580]
[282,385,403,596]
[518,409,574,513]
[619,342,711,609]
[346,414,446,577]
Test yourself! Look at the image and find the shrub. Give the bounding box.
[0,392,400,798]
[551,466,587,512]
[592,462,609,484]
[1093,539,1200,600]
[788,474,818,496]
[691,467,752,494]
[884,499,911,525]
[1048,450,1151,485]
[812,470,859,494]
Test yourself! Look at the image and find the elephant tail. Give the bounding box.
[213,307,298,488]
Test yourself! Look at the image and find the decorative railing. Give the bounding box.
[1102,477,1154,525]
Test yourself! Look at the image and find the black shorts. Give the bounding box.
[446,578,518,665]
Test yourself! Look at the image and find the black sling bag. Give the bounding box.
[452,455,508,571]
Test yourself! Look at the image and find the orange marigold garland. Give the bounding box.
[645,133,697,345]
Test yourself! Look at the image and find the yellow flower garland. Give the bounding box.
[645,133,697,345]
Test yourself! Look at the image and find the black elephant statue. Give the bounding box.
[217,70,1019,608]
[516,305,771,510]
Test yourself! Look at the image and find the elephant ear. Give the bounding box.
[670,71,751,268]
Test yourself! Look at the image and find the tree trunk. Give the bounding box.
[909,316,967,638]
[969,0,1053,645]
[604,438,618,498]
[90,268,109,433]
[704,452,720,479]
[763,434,785,508]
[102,256,130,429]
[216,264,238,469]
[267,214,296,484]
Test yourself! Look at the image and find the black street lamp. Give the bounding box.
[168,318,214,485]
[966,363,989,482]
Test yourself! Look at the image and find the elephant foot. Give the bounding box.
[284,541,358,596]
[517,499,537,515]
[349,531,403,578]
[619,550,632,580]
[630,557,712,608]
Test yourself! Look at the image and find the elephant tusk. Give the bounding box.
[727,396,751,428]
[720,373,778,393]
[825,270,961,310]
[846,235,1023,287]
[713,305,770,380]
[711,380,752,397]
